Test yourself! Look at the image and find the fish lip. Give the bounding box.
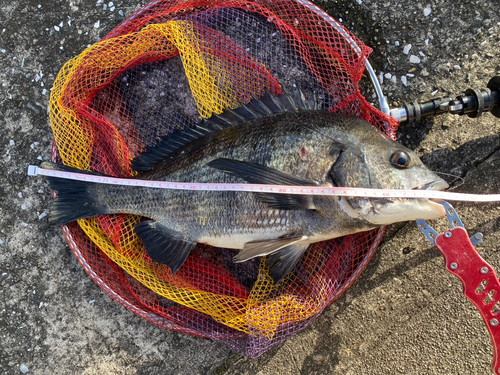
[412,179,449,191]
[411,179,448,217]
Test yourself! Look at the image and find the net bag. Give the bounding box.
[49,0,398,357]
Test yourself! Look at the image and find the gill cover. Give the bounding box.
[329,146,374,215]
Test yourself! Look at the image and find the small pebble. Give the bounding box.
[403,44,412,55]
[94,20,100,28]
[409,55,421,63]
[20,364,29,374]
[424,7,432,16]
[401,76,407,87]
[9,140,15,146]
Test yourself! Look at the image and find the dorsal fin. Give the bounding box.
[131,87,318,171]
[131,122,225,171]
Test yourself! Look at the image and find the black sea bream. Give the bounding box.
[43,91,448,283]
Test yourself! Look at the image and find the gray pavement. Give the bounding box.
[1,0,499,374]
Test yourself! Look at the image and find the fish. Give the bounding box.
[42,90,449,284]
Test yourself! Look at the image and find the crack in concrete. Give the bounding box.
[455,145,500,188]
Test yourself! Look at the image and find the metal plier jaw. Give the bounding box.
[417,201,500,374]
[417,201,482,246]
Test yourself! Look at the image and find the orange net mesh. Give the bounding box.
[49,0,397,357]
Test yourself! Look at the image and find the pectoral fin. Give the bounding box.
[134,221,196,275]
[207,158,317,210]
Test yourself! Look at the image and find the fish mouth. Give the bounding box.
[342,178,451,225]
[412,179,449,191]
[412,178,449,217]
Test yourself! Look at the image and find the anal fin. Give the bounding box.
[134,221,196,275]
[266,244,310,285]
[234,236,306,262]
[235,236,309,284]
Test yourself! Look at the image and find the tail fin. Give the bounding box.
[41,162,108,226]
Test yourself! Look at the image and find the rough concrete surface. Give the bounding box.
[0,0,499,374]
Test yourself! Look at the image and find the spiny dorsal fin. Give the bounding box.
[131,122,225,171]
[131,87,317,172]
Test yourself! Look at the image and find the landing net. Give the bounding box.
[49,0,397,357]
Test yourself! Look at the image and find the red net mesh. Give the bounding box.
[49,0,398,357]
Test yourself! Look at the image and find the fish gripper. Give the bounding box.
[417,201,500,373]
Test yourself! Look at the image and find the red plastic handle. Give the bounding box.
[435,227,500,374]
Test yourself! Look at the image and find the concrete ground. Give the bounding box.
[0,0,499,374]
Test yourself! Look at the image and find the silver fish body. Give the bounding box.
[43,92,448,283]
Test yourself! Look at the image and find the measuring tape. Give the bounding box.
[28,165,500,202]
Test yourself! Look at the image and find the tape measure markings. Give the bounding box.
[28,165,500,202]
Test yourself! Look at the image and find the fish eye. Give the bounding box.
[390,150,411,168]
